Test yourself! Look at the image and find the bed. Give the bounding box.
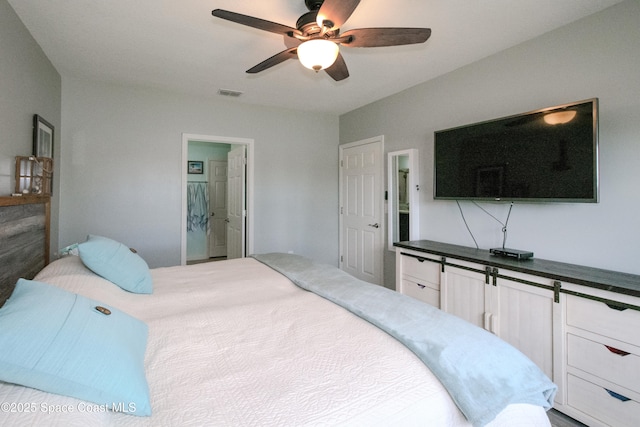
[0,203,555,426]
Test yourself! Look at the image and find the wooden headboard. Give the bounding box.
[0,195,50,306]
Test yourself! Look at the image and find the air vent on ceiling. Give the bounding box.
[218,89,243,97]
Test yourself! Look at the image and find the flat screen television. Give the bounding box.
[434,98,599,203]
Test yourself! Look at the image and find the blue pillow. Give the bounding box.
[0,279,151,416]
[78,235,153,294]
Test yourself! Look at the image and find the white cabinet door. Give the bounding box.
[441,262,557,381]
[441,260,489,328]
[492,272,556,380]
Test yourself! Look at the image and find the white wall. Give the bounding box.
[0,0,61,252]
[60,77,339,267]
[340,0,640,284]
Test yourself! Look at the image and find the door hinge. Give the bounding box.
[485,267,498,285]
[340,255,343,262]
[553,281,561,303]
[340,206,343,214]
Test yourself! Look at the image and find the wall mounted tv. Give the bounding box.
[434,98,599,203]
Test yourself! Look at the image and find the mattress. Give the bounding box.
[0,255,550,426]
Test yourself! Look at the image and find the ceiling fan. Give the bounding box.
[211,0,431,81]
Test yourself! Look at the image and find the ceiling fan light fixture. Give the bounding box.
[297,39,339,72]
[211,0,431,81]
[315,14,331,29]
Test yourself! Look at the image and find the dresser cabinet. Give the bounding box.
[395,240,640,426]
[397,249,556,380]
[395,249,441,308]
[442,261,556,380]
[556,284,640,426]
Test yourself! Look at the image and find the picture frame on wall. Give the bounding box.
[188,160,204,174]
[33,115,54,158]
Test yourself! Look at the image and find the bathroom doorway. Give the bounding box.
[181,134,254,265]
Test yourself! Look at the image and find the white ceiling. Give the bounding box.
[8,0,624,115]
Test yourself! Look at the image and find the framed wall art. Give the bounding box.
[188,161,204,174]
[33,115,54,158]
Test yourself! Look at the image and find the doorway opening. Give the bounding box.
[180,134,254,266]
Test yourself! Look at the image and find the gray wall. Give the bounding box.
[340,0,640,285]
[0,0,61,252]
[5,0,638,281]
[60,77,339,267]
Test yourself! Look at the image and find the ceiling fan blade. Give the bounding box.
[246,47,299,74]
[316,0,361,30]
[341,28,431,47]
[212,9,299,37]
[324,52,349,81]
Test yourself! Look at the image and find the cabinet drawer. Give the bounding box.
[401,254,440,285]
[566,294,640,346]
[567,334,640,393]
[400,278,440,307]
[568,374,640,427]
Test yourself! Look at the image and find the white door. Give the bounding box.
[441,262,488,328]
[339,137,384,285]
[227,146,246,259]
[493,273,555,379]
[208,160,227,258]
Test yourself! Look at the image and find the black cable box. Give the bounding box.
[490,248,534,260]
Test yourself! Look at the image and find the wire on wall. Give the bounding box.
[456,201,514,249]
[456,201,479,249]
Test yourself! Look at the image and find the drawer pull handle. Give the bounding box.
[605,302,628,311]
[605,345,631,356]
[605,388,631,402]
[416,284,426,289]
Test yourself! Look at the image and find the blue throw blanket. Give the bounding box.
[252,253,556,427]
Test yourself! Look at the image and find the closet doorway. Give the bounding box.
[181,134,254,266]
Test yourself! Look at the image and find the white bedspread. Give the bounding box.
[0,256,550,426]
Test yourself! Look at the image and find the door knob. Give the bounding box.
[368,223,380,228]
[210,212,215,217]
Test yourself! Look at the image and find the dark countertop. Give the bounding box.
[394,240,640,298]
